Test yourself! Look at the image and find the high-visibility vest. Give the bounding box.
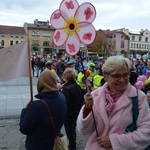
[77,72,86,90]
[93,75,104,90]
[87,69,96,81]
[145,77,150,85]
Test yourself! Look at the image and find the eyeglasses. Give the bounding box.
[106,72,130,81]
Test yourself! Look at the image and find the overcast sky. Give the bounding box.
[0,0,150,31]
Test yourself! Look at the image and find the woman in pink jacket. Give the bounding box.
[77,55,150,150]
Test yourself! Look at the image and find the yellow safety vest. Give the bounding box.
[77,72,86,90]
[88,69,96,81]
[51,69,55,74]
[145,77,150,85]
[93,75,104,90]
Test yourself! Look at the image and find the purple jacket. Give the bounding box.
[77,82,150,150]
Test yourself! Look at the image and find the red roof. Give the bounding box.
[0,25,26,35]
[101,30,116,38]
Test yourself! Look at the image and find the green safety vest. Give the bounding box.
[93,75,104,90]
[77,72,86,90]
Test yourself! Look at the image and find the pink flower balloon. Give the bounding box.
[137,75,147,83]
[50,0,96,56]
[134,81,144,89]
[57,83,63,90]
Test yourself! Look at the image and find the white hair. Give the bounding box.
[102,56,132,73]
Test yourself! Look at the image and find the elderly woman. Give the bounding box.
[61,68,83,150]
[77,56,150,150]
[19,70,67,150]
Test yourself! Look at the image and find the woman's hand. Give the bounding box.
[97,136,112,149]
[84,92,94,109]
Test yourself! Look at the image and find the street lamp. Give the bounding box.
[102,46,104,58]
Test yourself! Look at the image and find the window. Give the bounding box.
[10,36,13,38]
[16,36,18,38]
[145,37,148,42]
[43,41,50,46]
[134,44,136,48]
[139,36,142,41]
[21,36,24,38]
[121,35,123,39]
[32,40,39,45]
[132,36,135,41]
[1,35,4,37]
[1,40,4,46]
[131,43,133,48]
[1,40,4,48]
[139,44,141,48]
[43,32,50,37]
[32,31,40,36]
[137,44,138,48]
[114,34,116,38]
[121,41,124,48]
[10,40,13,46]
[16,41,18,44]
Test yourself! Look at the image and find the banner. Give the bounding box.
[0,41,29,81]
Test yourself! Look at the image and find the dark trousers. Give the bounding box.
[64,119,77,150]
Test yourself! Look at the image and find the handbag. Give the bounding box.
[41,99,68,150]
[125,90,150,150]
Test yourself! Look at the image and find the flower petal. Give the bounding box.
[75,2,96,23]
[53,29,68,46]
[77,22,96,45]
[50,9,65,29]
[66,34,80,56]
[60,0,79,19]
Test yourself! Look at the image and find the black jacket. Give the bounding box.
[61,80,83,120]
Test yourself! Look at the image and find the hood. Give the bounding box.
[37,70,58,94]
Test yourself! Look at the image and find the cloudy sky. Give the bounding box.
[0,0,150,31]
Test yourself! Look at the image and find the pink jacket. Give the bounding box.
[77,82,150,150]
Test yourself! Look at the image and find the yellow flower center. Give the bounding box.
[63,16,80,36]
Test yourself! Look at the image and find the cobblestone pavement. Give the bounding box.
[0,118,87,150]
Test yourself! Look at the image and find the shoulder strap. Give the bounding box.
[125,90,139,132]
[131,90,139,122]
[41,99,57,138]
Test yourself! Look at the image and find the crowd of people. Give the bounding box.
[19,55,150,150]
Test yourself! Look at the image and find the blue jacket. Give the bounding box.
[20,92,67,150]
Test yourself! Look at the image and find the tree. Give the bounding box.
[89,30,107,56]
[121,50,125,54]
[32,46,39,51]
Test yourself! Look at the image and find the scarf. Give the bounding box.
[105,88,123,116]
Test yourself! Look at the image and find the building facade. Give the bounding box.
[1,21,149,59]
[99,29,130,56]
[116,28,150,58]
[129,29,150,54]
[24,19,56,57]
[0,25,27,48]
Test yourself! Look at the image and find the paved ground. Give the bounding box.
[0,77,87,150]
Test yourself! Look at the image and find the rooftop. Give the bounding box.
[0,25,26,35]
